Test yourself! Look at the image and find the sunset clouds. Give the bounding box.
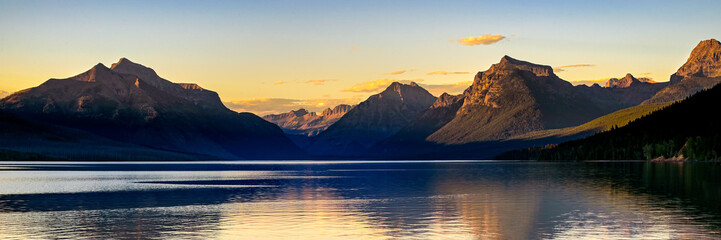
[305,79,336,85]
[270,79,337,85]
[0,90,9,99]
[386,69,414,75]
[225,97,360,116]
[456,34,506,46]
[553,64,594,72]
[342,79,416,93]
[427,71,470,75]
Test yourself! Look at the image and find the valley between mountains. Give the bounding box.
[2,39,720,160]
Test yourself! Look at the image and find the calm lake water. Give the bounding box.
[1,161,721,239]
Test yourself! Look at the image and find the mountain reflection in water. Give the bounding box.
[1,161,720,239]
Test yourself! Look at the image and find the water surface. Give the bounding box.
[1,161,720,239]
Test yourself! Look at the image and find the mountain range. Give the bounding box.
[530,76,721,161]
[498,38,721,160]
[262,104,354,148]
[305,82,437,156]
[1,38,719,160]
[0,58,302,160]
[262,104,354,137]
[304,38,720,158]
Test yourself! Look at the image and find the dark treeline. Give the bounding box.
[514,82,721,161]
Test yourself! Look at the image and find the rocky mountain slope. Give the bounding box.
[427,56,611,144]
[574,73,668,112]
[537,80,721,160]
[497,38,721,160]
[374,57,669,158]
[515,40,721,143]
[110,58,226,109]
[643,39,721,104]
[604,74,656,88]
[262,104,353,136]
[306,82,436,156]
[0,58,303,159]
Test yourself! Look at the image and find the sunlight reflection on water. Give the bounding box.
[0,161,720,239]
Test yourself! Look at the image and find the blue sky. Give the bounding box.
[1,0,719,114]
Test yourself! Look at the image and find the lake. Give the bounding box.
[1,161,720,239]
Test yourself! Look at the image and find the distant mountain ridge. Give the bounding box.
[305,82,436,156]
[262,104,354,136]
[0,58,303,160]
[604,73,656,88]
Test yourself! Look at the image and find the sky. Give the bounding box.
[1,0,719,115]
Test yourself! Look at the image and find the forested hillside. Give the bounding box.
[535,82,721,161]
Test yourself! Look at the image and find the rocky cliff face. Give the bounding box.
[0,58,303,159]
[1,63,170,121]
[373,58,670,157]
[306,82,436,156]
[671,39,721,83]
[605,73,656,88]
[572,73,668,111]
[644,39,721,104]
[321,104,353,119]
[110,58,226,109]
[262,104,354,136]
[425,56,606,144]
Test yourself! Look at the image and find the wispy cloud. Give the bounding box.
[304,79,336,85]
[273,81,286,85]
[427,71,469,75]
[342,78,417,93]
[420,81,473,96]
[386,69,414,75]
[456,34,506,46]
[0,90,10,99]
[225,97,360,116]
[553,64,594,72]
